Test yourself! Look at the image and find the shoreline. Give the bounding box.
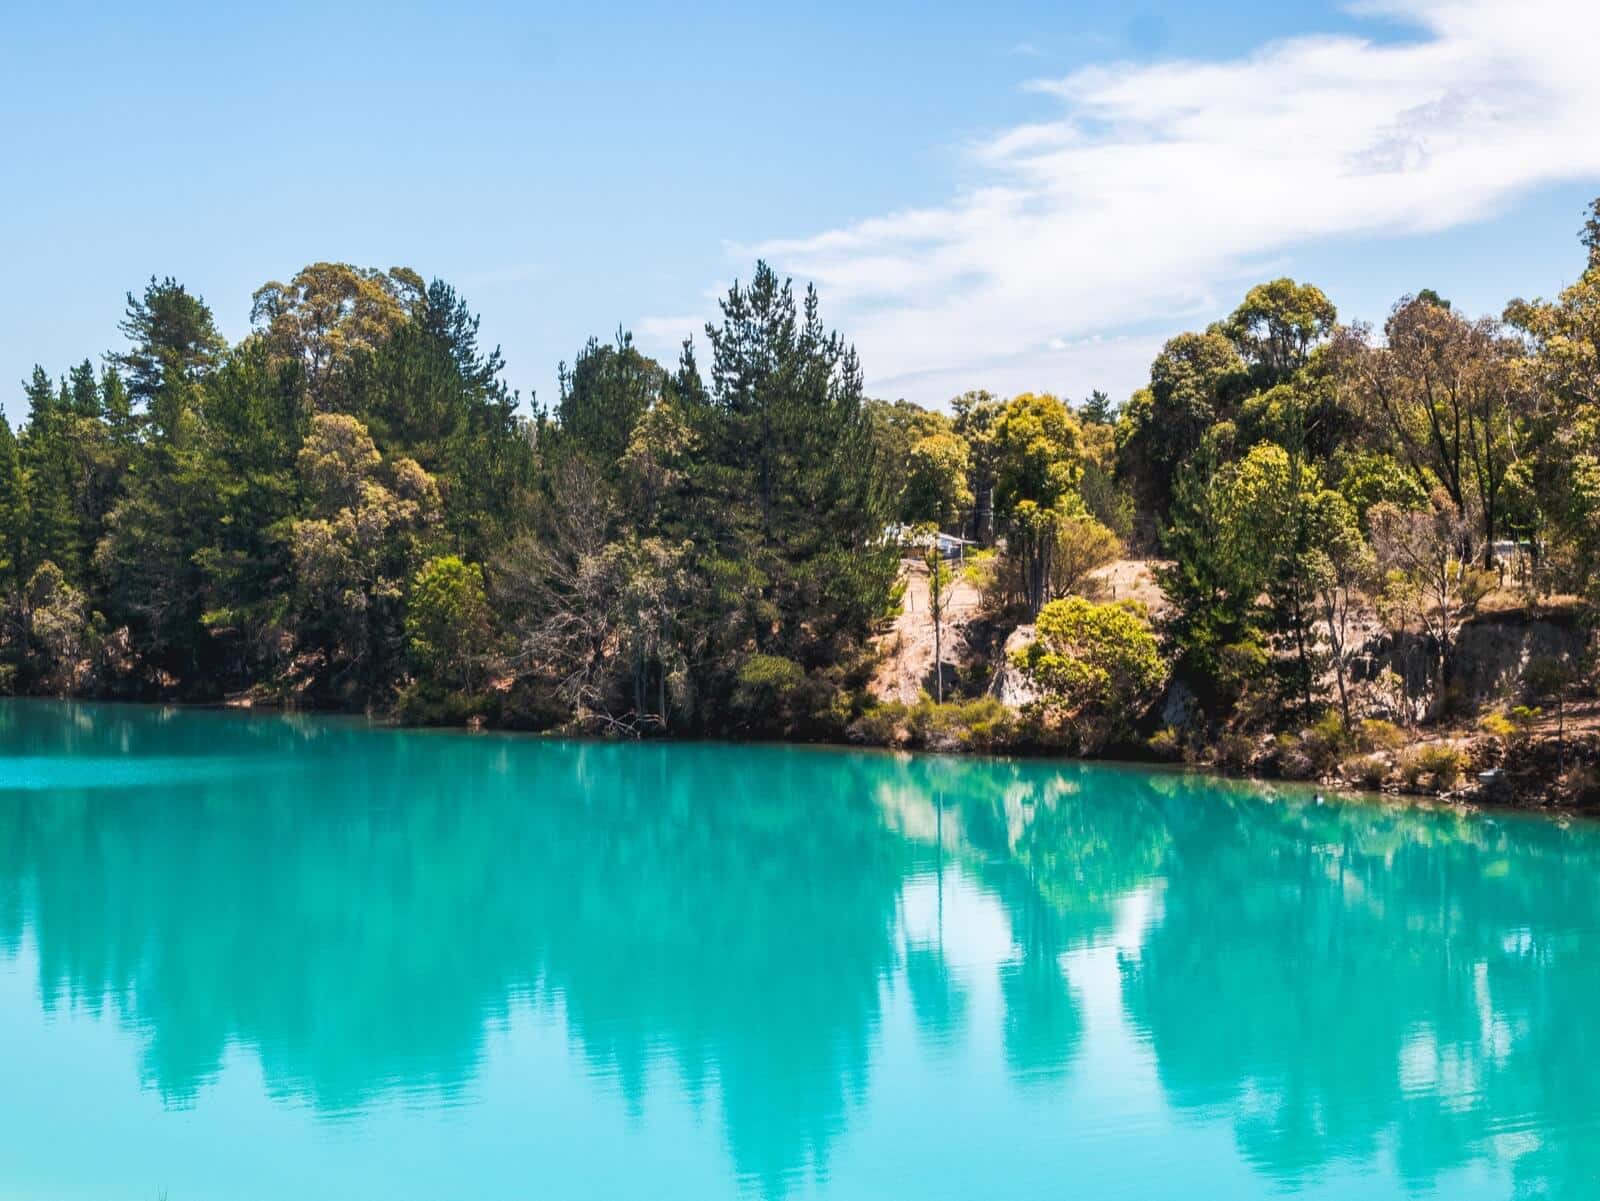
[6,692,1591,819]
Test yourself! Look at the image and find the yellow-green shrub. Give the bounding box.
[907,695,1020,752]
[1357,718,1407,752]
[1344,753,1390,788]
[1479,711,1515,740]
[1300,712,1353,772]
[1148,726,1182,761]
[1399,743,1468,791]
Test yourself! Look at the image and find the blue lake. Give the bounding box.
[1,700,1597,1199]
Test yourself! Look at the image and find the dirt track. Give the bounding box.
[869,557,983,704]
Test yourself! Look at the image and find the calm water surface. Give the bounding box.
[2,700,1598,1200]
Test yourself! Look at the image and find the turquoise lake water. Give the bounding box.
[1,699,1598,1200]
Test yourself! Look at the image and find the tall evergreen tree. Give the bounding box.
[99,365,134,444]
[113,276,225,439]
[698,262,895,660]
[67,359,99,417]
[352,278,533,561]
[556,331,665,473]
[19,366,77,579]
[0,414,25,594]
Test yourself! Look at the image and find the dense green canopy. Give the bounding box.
[5,201,1600,750]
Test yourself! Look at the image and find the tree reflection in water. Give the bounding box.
[3,701,1600,1198]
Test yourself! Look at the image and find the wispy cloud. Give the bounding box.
[645,0,1600,404]
[635,313,709,349]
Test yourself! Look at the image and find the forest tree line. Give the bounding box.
[3,201,1599,755]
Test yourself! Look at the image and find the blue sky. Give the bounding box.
[3,0,1598,419]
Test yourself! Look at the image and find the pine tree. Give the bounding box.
[556,330,664,473]
[113,276,225,440]
[0,414,25,593]
[100,365,134,444]
[700,262,895,661]
[19,367,76,579]
[67,359,99,417]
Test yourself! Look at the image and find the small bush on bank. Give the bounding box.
[1398,743,1468,792]
[1479,711,1515,741]
[849,695,1023,753]
[1510,705,1542,744]
[1300,712,1353,773]
[1275,733,1317,780]
[1345,753,1391,788]
[1270,712,1354,780]
[396,682,492,727]
[1148,726,1183,761]
[1213,730,1257,773]
[908,695,1020,752]
[1357,719,1408,752]
[850,701,909,745]
[1012,597,1165,754]
[732,654,807,719]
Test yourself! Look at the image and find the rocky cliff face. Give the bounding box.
[988,623,1039,708]
[1355,611,1589,706]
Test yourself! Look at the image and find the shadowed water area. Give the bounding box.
[1,700,1598,1200]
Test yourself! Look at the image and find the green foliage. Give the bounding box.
[1356,719,1407,753]
[1299,711,1353,773]
[1307,709,1351,749]
[290,414,441,695]
[556,331,665,472]
[730,654,809,731]
[1052,513,1121,598]
[907,696,1021,752]
[394,680,492,727]
[1077,457,1135,543]
[10,210,1600,762]
[1225,278,1337,384]
[1479,710,1516,741]
[22,560,94,694]
[1398,743,1469,792]
[850,695,1023,753]
[1158,442,1290,706]
[991,392,1083,512]
[1147,726,1183,761]
[696,263,899,662]
[1117,331,1247,532]
[1344,753,1391,788]
[1510,705,1542,742]
[113,275,225,440]
[986,403,1117,612]
[406,555,491,689]
[901,431,973,527]
[1341,294,1526,554]
[1003,499,1069,616]
[1079,389,1116,425]
[1271,711,1356,780]
[951,389,1003,542]
[1016,597,1165,751]
[250,262,419,406]
[1332,450,1429,523]
[1274,733,1317,780]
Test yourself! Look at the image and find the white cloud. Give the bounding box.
[645,0,1600,405]
[635,313,707,350]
